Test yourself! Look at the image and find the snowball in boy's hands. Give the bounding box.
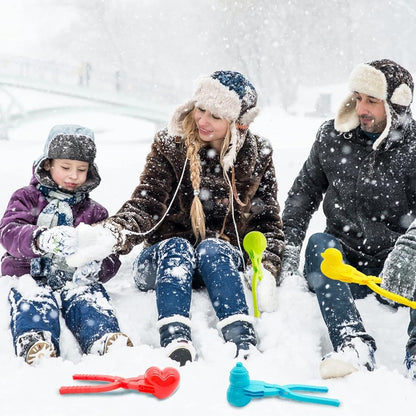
[245,266,278,313]
[66,223,117,268]
[37,225,78,256]
[73,260,102,285]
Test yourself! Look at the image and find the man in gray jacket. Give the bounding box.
[381,217,416,380]
[281,59,416,379]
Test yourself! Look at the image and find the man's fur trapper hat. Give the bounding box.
[335,59,414,149]
[168,70,259,171]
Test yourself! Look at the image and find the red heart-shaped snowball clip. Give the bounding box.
[144,367,180,399]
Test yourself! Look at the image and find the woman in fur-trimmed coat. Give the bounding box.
[67,71,284,365]
[116,127,282,271]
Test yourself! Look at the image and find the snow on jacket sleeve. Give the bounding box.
[244,141,284,282]
[104,132,179,254]
[0,186,45,259]
[282,123,329,248]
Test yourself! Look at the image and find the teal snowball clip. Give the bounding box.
[227,362,340,408]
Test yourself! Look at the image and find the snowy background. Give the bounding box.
[1,92,416,416]
[1,1,416,415]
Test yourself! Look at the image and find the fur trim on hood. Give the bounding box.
[168,70,259,171]
[335,59,414,149]
[33,124,101,193]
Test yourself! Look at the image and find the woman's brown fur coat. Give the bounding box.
[108,128,285,283]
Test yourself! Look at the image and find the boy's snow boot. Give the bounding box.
[104,332,133,353]
[218,315,257,359]
[157,315,196,366]
[17,331,56,365]
[320,337,376,379]
[90,332,133,355]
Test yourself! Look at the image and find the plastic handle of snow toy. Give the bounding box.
[243,231,267,318]
[321,248,416,309]
[276,384,340,407]
[59,367,180,399]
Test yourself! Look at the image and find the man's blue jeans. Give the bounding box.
[305,232,377,350]
[133,237,248,321]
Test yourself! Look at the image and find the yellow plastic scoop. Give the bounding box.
[321,248,416,309]
[243,231,267,317]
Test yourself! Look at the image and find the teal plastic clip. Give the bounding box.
[227,362,340,407]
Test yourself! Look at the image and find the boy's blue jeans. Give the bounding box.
[133,237,248,321]
[9,281,121,355]
[305,232,377,351]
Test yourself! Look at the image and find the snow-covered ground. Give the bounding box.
[0,91,416,416]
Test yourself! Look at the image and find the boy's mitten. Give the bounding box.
[66,222,118,268]
[380,227,416,301]
[73,261,102,285]
[37,225,77,256]
[280,245,301,277]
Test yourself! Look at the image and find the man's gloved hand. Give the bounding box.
[37,226,78,256]
[73,261,102,285]
[280,244,302,277]
[380,228,416,302]
[66,222,119,268]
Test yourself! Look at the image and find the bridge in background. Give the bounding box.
[0,55,176,139]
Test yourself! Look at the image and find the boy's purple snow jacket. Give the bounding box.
[0,174,120,282]
[0,127,120,283]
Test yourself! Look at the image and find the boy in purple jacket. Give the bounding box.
[0,124,132,365]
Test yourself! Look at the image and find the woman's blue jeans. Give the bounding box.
[133,237,248,321]
[305,232,377,350]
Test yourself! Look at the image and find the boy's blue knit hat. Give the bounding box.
[169,70,259,171]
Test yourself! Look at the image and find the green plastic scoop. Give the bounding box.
[243,231,267,317]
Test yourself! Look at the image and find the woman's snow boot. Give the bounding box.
[218,314,257,359]
[157,315,196,366]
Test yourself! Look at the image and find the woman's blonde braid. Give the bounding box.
[183,112,206,240]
